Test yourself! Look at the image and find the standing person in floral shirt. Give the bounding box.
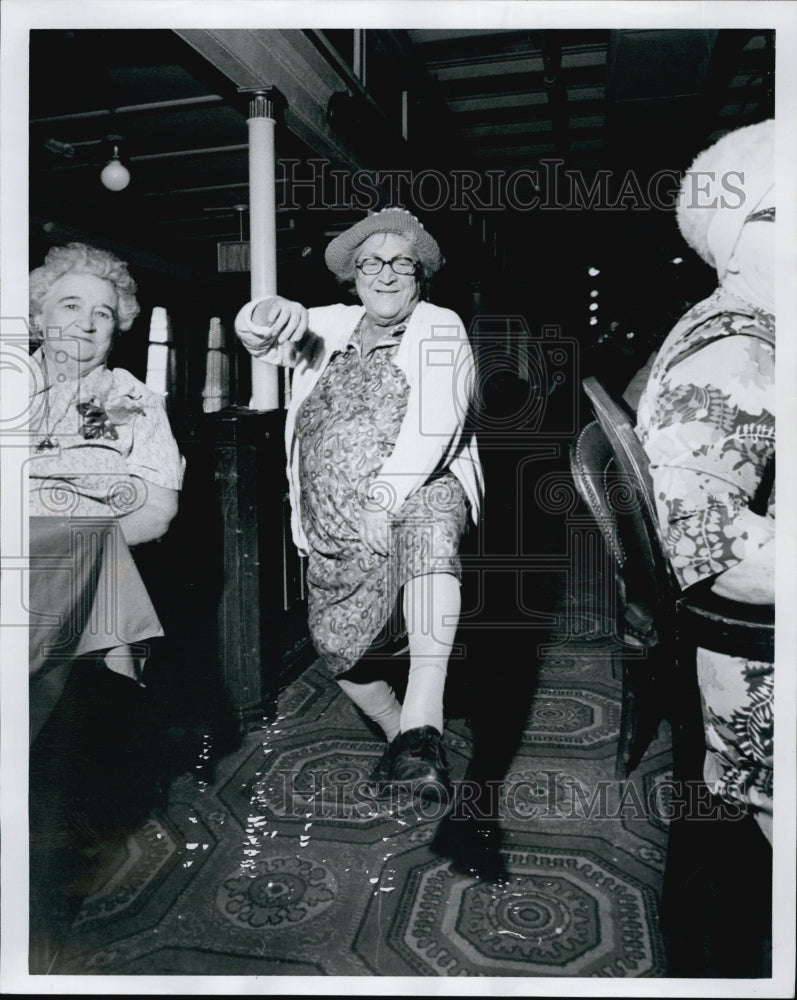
[636,120,775,843]
[236,209,483,802]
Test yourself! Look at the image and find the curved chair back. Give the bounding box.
[569,415,665,777]
[581,376,679,623]
[574,376,774,778]
[570,418,661,648]
[580,376,773,648]
[569,419,624,565]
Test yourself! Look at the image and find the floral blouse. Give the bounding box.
[635,288,775,591]
[29,351,185,518]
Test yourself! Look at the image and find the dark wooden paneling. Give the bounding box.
[176,407,314,729]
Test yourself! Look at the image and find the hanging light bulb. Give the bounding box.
[100,144,130,191]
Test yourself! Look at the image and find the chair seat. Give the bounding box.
[677,589,774,661]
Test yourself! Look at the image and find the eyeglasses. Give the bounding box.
[745,206,775,224]
[355,256,418,276]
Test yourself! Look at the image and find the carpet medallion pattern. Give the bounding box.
[217,856,338,929]
[50,650,669,978]
[374,847,660,977]
[40,567,674,979]
[519,686,622,755]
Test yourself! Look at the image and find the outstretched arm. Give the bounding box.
[235,295,308,360]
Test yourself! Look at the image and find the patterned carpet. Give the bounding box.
[35,561,676,979]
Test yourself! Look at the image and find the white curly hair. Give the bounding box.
[29,242,141,338]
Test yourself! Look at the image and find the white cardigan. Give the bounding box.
[235,298,484,556]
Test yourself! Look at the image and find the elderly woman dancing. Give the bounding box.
[636,120,775,843]
[236,208,483,800]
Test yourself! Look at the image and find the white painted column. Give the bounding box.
[247,90,279,411]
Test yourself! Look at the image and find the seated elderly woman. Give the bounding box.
[635,120,775,844]
[236,208,483,801]
[28,242,185,742]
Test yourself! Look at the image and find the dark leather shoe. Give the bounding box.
[393,726,453,802]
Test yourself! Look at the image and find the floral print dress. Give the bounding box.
[636,288,775,831]
[29,351,185,517]
[296,317,467,677]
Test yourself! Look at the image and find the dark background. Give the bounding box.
[29,27,773,409]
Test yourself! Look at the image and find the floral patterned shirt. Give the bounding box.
[635,288,775,591]
[29,351,185,518]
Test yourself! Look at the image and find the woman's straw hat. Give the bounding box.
[324,206,444,278]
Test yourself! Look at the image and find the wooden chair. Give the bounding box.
[573,375,775,975]
[578,376,774,768]
[569,418,668,778]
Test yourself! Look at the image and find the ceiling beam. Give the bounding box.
[30,94,226,126]
[132,143,249,163]
[434,63,606,102]
[174,29,369,171]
